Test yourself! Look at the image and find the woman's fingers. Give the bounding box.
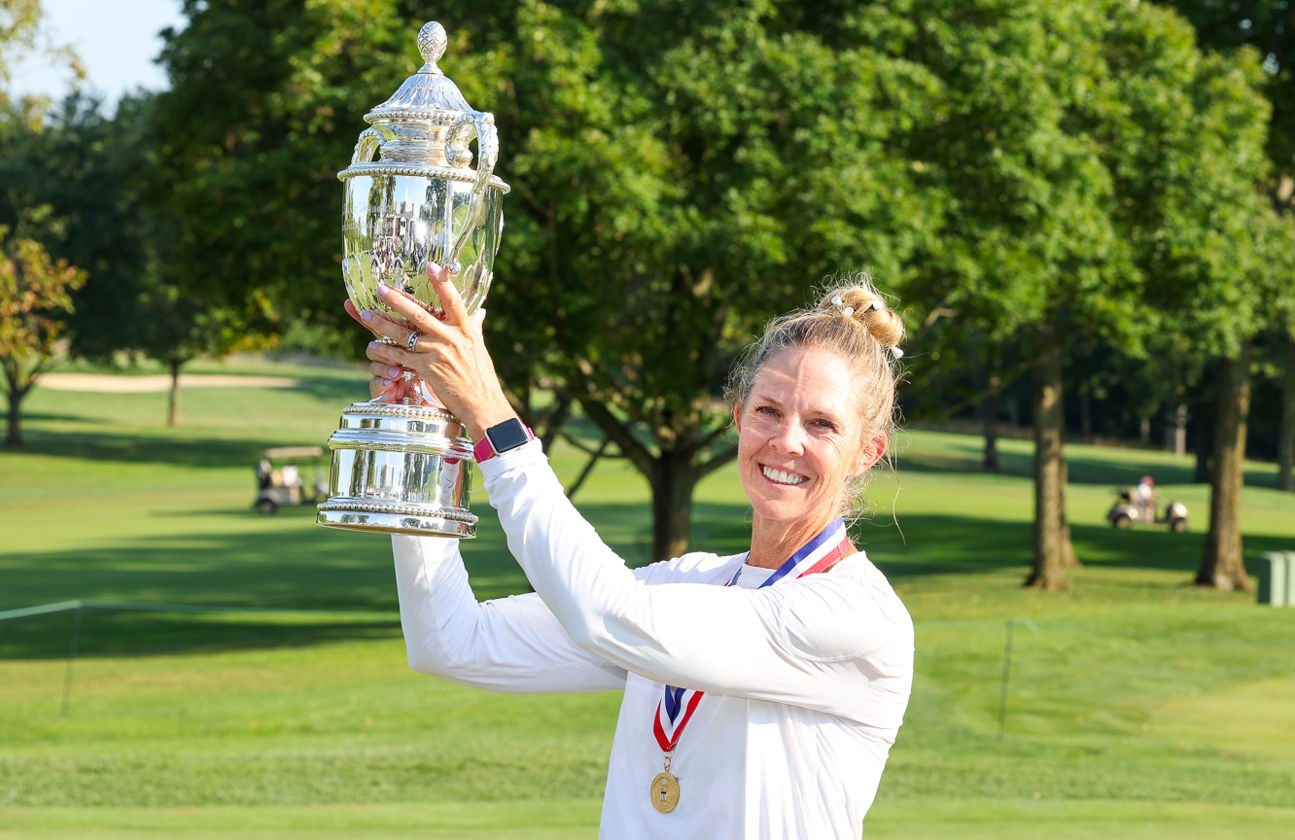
[370,360,405,380]
[368,373,408,402]
[374,281,446,334]
[345,299,385,336]
[428,263,470,325]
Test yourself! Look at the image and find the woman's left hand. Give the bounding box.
[343,264,516,439]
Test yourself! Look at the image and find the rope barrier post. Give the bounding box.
[997,620,1014,741]
[997,619,1037,742]
[60,600,85,718]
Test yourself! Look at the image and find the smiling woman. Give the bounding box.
[728,279,906,569]
[348,266,913,839]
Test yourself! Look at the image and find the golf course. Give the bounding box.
[2,358,1292,838]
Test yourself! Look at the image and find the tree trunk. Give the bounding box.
[1026,340,1071,590]
[5,381,23,446]
[650,452,696,563]
[1279,344,1294,493]
[1192,398,1214,483]
[1196,348,1252,590]
[1058,457,1080,568]
[1166,403,1187,456]
[167,359,182,427]
[3,363,31,447]
[981,369,1000,472]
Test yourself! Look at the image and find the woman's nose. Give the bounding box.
[771,420,806,455]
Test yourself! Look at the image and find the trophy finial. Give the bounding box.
[418,22,448,74]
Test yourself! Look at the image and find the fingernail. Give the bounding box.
[360,310,373,322]
[379,378,392,389]
[388,366,401,378]
[376,282,389,294]
[367,341,378,350]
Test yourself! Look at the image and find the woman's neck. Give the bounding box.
[746,513,836,569]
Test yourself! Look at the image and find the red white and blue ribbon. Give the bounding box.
[652,518,855,754]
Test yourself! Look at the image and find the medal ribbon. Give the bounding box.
[651,518,854,754]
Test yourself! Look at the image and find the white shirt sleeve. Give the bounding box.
[392,532,628,693]
[480,441,914,727]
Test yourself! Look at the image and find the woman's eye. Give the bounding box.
[812,418,838,431]
[755,405,778,417]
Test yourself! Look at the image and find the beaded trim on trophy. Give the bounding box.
[362,108,467,126]
[337,163,511,189]
[316,500,479,523]
[343,403,460,421]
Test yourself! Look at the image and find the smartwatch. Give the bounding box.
[473,418,534,462]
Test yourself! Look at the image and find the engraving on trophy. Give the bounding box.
[318,21,509,538]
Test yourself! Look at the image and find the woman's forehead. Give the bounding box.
[751,346,860,407]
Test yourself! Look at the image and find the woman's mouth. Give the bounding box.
[761,465,807,486]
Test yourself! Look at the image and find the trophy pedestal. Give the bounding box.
[317,401,477,537]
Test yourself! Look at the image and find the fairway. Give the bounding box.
[2,360,1293,838]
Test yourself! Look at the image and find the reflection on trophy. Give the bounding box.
[317,21,509,538]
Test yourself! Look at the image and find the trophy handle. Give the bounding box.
[351,127,384,165]
[444,113,498,272]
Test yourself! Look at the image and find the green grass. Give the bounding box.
[2,361,1294,838]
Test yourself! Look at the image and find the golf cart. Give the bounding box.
[1106,487,1189,532]
[254,446,328,515]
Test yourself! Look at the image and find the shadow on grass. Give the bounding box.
[1,497,652,660]
[6,428,301,470]
[901,433,1283,489]
[0,608,401,661]
[3,492,1282,661]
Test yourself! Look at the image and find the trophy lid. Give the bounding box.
[365,22,479,125]
[340,20,506,191]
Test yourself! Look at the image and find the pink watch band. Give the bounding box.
[472,419,534,462]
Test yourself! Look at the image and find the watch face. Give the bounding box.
[487,419,532,453]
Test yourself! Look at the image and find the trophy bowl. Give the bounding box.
[317,21,509,538]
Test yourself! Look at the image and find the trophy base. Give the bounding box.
[316,501,475,537]
[318,400,477,538]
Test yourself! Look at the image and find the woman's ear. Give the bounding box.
[733,402,744,432]
[852,435,886,478]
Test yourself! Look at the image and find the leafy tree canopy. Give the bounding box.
[147,0,1286,560]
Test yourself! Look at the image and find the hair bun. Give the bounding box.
[820,287,904,349]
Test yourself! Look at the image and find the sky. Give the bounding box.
[9,0,187,109]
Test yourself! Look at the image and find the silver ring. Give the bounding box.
[405,329,420,352]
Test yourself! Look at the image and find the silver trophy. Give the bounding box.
[317,21,509,538]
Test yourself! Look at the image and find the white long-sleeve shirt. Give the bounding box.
[393,440,914,839]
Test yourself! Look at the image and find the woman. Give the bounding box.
[347,266,914,839]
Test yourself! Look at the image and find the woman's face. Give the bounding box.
[734,344,882,528]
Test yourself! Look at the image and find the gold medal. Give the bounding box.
[650,770,680,813]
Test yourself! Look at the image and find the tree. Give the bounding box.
[1191,209,1295,590]
[0,92,153,356]
[485,3,944,560]
[0,88,244,425]
[147,0,1284,568]
[0,224,85,445]
[891,0,1279,589]
[1165,1,1295,499]
[150,0,365,343]
[151,0,942,561]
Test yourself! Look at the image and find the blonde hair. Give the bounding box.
[726,273,905,518]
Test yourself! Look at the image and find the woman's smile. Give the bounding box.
[760,465,808,486]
